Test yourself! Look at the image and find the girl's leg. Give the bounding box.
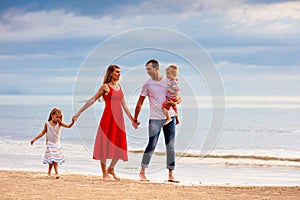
[100,160,114,181]
[107,159,120,180]
[53,163,60,179]
[48,164,53,176]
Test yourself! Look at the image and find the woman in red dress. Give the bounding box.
[73,65,138,180]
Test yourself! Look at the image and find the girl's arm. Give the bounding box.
[30,123,47,145]
[60,118,75,128]
[73,84,109,121]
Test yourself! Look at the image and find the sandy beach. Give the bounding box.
[0,170,299,200]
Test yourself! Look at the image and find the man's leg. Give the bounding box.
[140,119,164,181]
[163,116,179,182]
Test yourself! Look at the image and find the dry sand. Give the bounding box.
[1,170,299,200]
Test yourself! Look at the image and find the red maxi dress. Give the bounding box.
[93,84,128,161]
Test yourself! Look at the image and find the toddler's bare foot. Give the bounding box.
[175,116,180,125]
[107,168,120,180]
[163,118,172,125]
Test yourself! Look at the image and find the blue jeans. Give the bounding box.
[141,117,176,170]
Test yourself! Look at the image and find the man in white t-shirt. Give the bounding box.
[133,59,179,183]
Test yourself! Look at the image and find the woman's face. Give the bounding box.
[111,68,121,81]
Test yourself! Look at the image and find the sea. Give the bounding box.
[0,95,299,186]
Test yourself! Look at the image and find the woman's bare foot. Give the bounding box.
[164,118,172,125]
[107,168,120,180]
[139,173,149,182]
[102,174,115,181]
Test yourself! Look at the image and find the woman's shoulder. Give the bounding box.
[98,83,110,92]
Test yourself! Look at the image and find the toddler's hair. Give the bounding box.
[48,107,62,121]
[166,64,178,76]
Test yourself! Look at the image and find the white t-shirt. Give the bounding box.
[140,77,176,119]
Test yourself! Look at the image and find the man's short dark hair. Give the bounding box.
[145,59,159,68]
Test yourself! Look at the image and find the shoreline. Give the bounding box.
[1,170,299,200]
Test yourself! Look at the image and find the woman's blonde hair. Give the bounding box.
[103,64,120,84]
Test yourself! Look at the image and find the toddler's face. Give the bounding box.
[166,69,176,79]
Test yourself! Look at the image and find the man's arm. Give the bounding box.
[134,95,145,121]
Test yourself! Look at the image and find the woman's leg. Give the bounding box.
[107,159,120,180]
[100,160,114,181]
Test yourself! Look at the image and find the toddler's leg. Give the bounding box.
[163,107,172,125]
[173,105,180,125]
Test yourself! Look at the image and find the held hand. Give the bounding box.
[30,139,35,145]
[72,113,80,121]
[132,120,140,129]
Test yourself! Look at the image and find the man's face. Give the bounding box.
[145,63,156,78]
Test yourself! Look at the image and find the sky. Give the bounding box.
[0,0,300,95]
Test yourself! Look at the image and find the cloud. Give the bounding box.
[0,9,129,42]
[225,1,300,35]
[1,1,299,43]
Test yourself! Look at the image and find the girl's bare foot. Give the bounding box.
[139,173,149,182]
[54,174,60,179]
[107,168,120,180]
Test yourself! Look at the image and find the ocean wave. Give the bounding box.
[129,150,300,162]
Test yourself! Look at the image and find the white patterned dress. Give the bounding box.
[43,121,65,165]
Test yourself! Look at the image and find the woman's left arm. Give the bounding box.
[121,98,134,122]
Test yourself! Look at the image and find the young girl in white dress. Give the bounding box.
[30,108,74,178]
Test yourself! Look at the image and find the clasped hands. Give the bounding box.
[132,120,140,129]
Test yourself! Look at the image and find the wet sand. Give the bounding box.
[1,170,299,200]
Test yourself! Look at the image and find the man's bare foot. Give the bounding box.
[103,174,115,181]
[163,118,172,125]
[168,175,180,183]
[107,168,120,180]
[139,173,149,182]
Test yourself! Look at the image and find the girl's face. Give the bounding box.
[51,113,62,123]
[166,69,176,79]
[111,68,121,81]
